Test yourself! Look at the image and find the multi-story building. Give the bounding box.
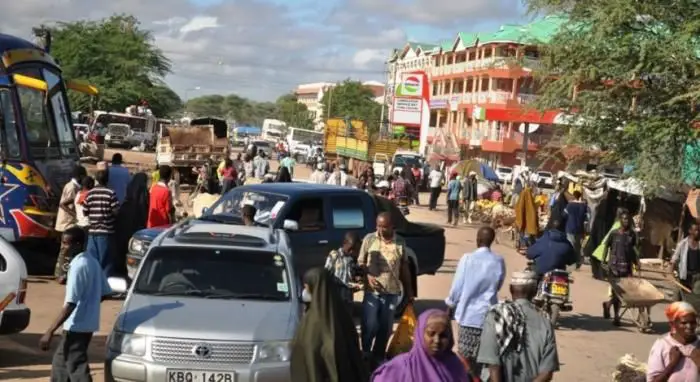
[295,81,385,130]
[388,15,568,169]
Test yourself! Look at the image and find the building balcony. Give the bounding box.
[430,91,538,107]
[430,57,541,76]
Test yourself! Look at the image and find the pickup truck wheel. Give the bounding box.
[394,260,418,318]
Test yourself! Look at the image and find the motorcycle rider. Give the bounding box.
[526,218,577,279]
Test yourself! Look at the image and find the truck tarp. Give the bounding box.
[190,117,228,139]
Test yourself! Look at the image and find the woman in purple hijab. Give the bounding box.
[371,309,470,382]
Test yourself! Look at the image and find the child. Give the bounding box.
[324,231,362,310]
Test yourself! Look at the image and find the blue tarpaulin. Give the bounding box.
[235,126,262,135]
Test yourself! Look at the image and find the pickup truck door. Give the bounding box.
[324,193,375,247]
[283,195,334,279]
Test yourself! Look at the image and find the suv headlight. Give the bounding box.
[108,331,147,356]
[105,134,111,140]
[128,238,147,254]
[254,341,290,363]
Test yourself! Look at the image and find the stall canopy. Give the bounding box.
[451,160,499,182]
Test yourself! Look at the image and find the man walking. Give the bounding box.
[358,212,415,364]
[462,171,479,224]
[446,226,506,378]
[428,166,443,210]
[107,153,130,204]
[446,173,461,226]
[54,165,87,283]
[40,227,112,382]
[478,271,560,382]
[84,170,120,278]
[564,190,589,268]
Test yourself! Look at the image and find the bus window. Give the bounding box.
[43,70,76,157]
[17,85,57,158]
[0,89,21,158]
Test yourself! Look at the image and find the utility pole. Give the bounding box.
[379,61,390,138]
[521,122,530,167]
[326,85,333,121]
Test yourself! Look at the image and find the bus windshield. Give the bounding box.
[13,66,78,159]
[290,128,322,145]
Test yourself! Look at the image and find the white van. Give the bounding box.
[0,238,30,334]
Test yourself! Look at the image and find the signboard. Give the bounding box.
[430,99,447,109]
[391,71,429,126]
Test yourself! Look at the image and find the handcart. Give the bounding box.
[610,277,665,332]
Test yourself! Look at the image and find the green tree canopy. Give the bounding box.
[185,93,315,128]
[320,80,383,134]
[275,93,314,130]
[526,1,700,192]
[47,14,182,117]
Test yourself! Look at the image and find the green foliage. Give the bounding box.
[185,93,314,128]
[47,15,182,117]
[320,80,382,134]
[526,0,700,192]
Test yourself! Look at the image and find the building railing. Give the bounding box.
[430,56,540,76]
[431,91,538,105]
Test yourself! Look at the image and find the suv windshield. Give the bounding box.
[134,247,291,301]
[394,155,420,167]
[209,189,288,225]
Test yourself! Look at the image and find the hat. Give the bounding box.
[317,163,324,170]
[469,171,477,176]
[511,271,538,286]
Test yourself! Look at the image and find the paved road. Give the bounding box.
[0,150,671,381]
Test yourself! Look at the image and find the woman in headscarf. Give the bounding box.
[115,172,149,278]
[646,301,700,381]
[275,166,292,183]
[290,268,368,382]
[372,309,469,382]
[514,185,539,250]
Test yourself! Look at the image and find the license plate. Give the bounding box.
[166,370,235,382]
[551,284,568,296]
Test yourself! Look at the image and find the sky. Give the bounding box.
[0,0,529,102]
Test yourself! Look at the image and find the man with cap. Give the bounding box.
[327,163,349,186]
[477,270,560,382]
[309,162,327,184]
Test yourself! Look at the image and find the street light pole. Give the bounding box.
[184,86,201,104]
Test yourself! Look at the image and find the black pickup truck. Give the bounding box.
[126,183,446,310]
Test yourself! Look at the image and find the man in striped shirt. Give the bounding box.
[84,170,120,277]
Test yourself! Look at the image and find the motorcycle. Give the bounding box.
[526,261,573,326]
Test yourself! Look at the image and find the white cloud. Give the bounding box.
[0,0,524,101]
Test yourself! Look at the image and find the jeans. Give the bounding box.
[429,187,441,210]
[87,234,114,278]
[447,200,459,223]
[566,233,583,265]
[361,292,400,359]
[51,331,93,382]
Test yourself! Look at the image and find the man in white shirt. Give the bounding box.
[309,163,327,184]
[327,164,349,186]
[428,168,443,210]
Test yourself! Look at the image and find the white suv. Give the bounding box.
[0,238,30,335]
[496,166,513,184]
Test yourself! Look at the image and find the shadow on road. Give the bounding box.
[0,332,107,370]
[436,258,458,275]
[557,312,669,334]
[0,368,52,380]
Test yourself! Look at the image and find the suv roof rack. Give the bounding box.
[173,232,267,247]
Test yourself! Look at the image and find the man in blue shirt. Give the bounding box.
[445,226,506,378]
[39,227,112,381]
[564,190,589,269]
[526,219,577,277]
[107,153,130,203]
[446,173,462,226]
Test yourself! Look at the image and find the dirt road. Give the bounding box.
[0,150,670,381]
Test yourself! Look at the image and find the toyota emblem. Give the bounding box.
[192,344,212,358]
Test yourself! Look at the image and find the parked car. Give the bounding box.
[251,140,273,158]
[126,183,446,313]
[106,223,297,382]
[537,171,554,187]
[496,166,513,184]
[0,237,30,335]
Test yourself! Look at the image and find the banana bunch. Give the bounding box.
[612,354,646,382]
[476,199,497,210]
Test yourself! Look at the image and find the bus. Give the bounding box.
[287,127,323,155]
[0,32,98,241]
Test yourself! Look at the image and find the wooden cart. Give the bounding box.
[610,277,666,332]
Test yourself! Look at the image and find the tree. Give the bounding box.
[275,93,314,130]
[320,80,382,134]
[48,14,182,116]
[526,1,700,192]
[184,94,278,126]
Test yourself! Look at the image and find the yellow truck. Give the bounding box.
[324,118,414,165]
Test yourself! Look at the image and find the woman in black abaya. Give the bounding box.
[114,173,149,279]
